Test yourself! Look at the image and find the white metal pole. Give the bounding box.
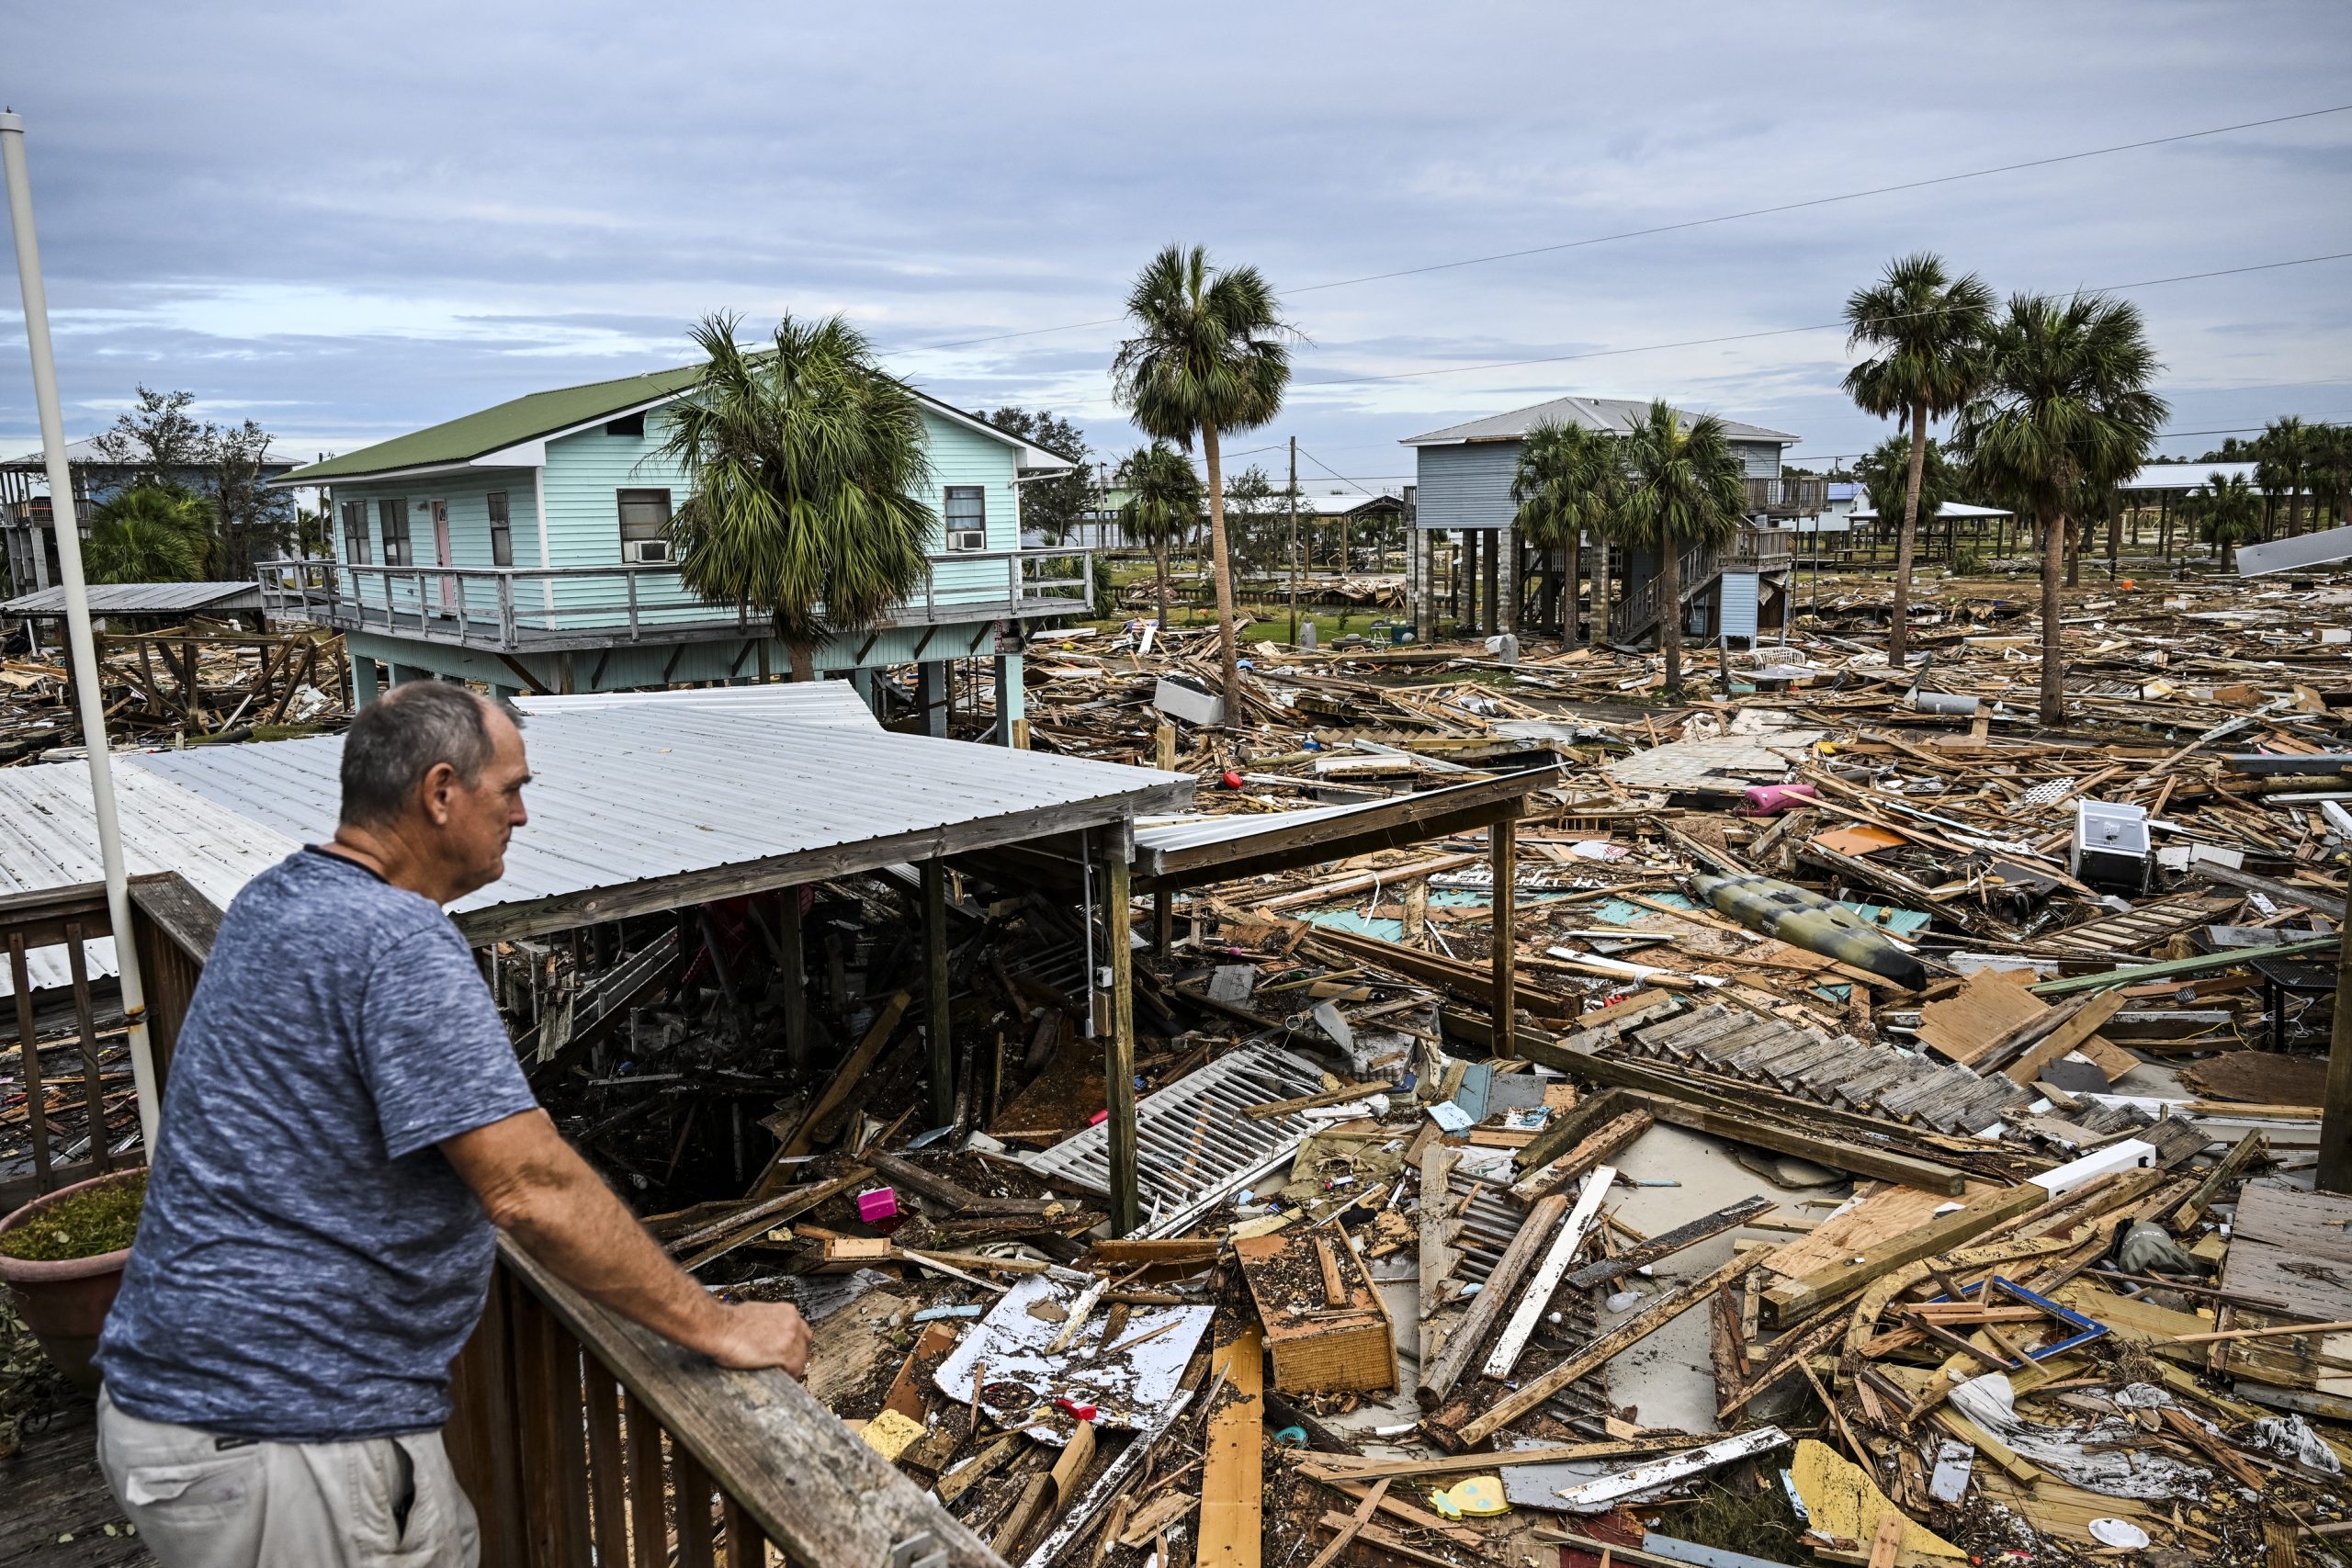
[2,111,162,1154]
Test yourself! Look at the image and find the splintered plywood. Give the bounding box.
[1235,1227,1398,1394]
[2225,1183,2352,1321]
[1915,968,2135,1083]
[1755,1182,2004,1284]
[1198,1327,1264,1567]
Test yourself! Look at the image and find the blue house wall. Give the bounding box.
[326,404,1028,626]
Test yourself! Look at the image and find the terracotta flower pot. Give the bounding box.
[0,1168,144,1393]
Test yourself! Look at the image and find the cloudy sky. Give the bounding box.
[5,1,2349,493]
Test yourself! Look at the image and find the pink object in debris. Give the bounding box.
[1736,783,1818,817]
[856,1188,899,1224]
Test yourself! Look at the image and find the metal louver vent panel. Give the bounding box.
[1024,1043,1332,1236]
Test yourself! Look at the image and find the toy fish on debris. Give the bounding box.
[1689,872,1928,991]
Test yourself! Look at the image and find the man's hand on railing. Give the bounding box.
[704,1300,811,1378]
[444,1108,812,1381]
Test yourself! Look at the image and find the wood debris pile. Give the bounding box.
[0,620,349,761]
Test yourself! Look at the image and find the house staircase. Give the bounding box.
[1613,541,1723,643]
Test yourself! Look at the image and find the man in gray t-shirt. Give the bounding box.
[96,682,808,1567]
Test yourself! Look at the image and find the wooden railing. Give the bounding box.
[1616,541,1718,640]
[451,1243,1001,1568]
[1744,475,1828,516]
[1727,526,1794,572]
[0,874,215,1211]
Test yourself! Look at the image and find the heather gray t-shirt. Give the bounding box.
[98,847,538,1441]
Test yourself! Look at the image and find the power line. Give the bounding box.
[915,103,2352,353]
[1286,252,2352,390]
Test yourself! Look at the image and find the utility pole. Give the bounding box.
[1286,436,1301,644]
[3,111,160,1152]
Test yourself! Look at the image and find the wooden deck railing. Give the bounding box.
[0,874,215,1211]
[450,1242,1001,1568]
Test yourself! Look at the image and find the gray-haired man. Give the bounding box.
[95,682,808,1566]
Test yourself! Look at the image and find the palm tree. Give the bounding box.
[1615,400,1747,694]
[2256,416,2312,537]
[2313,423,2352,531]
[1113,244,1292,711]
[2186,470,2260,562]
[1842,254,1996,666]
[83,484,213,584]
[1854,434,1957,569]
[1114,442,1202,631]
[1953,292,2166,727]
[1510,421,1623,643]
[659,312,933,680]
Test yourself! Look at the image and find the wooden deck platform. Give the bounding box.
[0,1401,152,1568]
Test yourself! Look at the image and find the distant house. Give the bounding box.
[0,438,309,592]
[1399,395,1819,645]
[261,363,1084,739]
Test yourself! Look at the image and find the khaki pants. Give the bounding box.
[96,1388,480,1568]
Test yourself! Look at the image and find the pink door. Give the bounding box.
[430,501,454,610]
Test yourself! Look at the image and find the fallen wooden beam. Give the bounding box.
[1417,1190,1571,1405]
[1508,1111,1650,1201]
[1483,1167,1615,1379]
[1198,1328,1263,1566]
[1565,1195,1776,1292]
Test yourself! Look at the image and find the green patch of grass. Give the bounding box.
[1663,1481,1815,1562]
[0,1171,145,1261]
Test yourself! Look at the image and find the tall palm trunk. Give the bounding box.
[2038,501,2065,728]
[1153,537,1170,630]
[1200,419,1241,716]
[1890,397,1928,665]
[1588,536,1611,648]
[1658,542,1683,693]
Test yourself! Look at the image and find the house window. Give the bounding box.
[617,488,672,561]
[340,500,370,565]
[379,499,411,566]
[487,491,514,568]
[605,412,646,437]
[944,486,987,551]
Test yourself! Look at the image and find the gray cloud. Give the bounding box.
[2,0,2347,479]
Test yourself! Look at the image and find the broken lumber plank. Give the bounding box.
[1198,1328,1263,1567]
[2169,1128,2266,1234]
[1524,1038,1970,1193]
[1510,1086,1630,1172]
[1484,1167,1616,1379]
[1022,1391,1195,1568]
[864,1150,1064,1217]
[764,989,910,1174]
[1301,1479,1388,1568]
[1440,1252,1754,1450]
[1759,1181,2047,1325]
[1565,1195,1776,1292]
[1508,1110,1650,1201]
[1627,1091,1966,1195]
[1299,1436,1720,1482]
[1417,1190,1572,1405]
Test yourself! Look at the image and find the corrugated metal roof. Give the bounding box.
[1403,395,1799,447]
[2122,460,2270,494]
[132,682,1193,921]
[0,762,300,996]
[0,682,1193,987]
[1131,799,1369,857]
[1,438,308,472]
[2,581,264,616]
[1849,501,2013,521]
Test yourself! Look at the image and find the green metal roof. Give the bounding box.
[280,364,707,483]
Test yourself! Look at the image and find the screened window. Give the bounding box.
[378,499,411,566]
[944,486,986,549]
[340,500,370,565]
[617,488,672,545]
[487,491,514,568]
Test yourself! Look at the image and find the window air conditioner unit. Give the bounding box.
[947,528,987,552]
[623,538,672,564]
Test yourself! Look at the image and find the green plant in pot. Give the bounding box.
[0,1168,146,1393]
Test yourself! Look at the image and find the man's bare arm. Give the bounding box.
[441,1110,808,1376]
